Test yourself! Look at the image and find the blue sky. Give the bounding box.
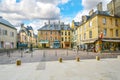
[0,0,111,34]
[58,0,83,19]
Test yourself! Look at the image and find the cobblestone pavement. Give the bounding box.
[0,49,120,64]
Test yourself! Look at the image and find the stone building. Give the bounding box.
[17,24,37,48]
[0,17,17,50]
[38,21,71,48]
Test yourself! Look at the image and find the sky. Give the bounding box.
[0,0,111,34]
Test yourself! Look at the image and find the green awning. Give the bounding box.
[39,40,49,43]
[54,40,60,43]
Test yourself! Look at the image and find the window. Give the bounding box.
[3,30,7,35]
[55,32,57,34]
[103,18,106,25]
[80,35,81,41]
[116,29,118,37]
[68,32,70,35]
[84,33,86,39]
[68,37,70,41]
[89,21,92,27]
[11,42,14,48]
[65,32,67,35]
[10,32,14,37]
[79,28,81,32]
[89,31,92,38]
[50,31,52,34]
[110,18,112,25]
[84,25,86,30]
[1,41,4,48]
[41,31,42,35]
[115,19,118,26]
[65,37,67,41]
[110,29,113,37]
[50,36,52,40]
[55,37,57,40]
[62,32,63,35]
[103,28,107,36]
[62,37,64,41]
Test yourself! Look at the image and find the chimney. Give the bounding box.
[44,22,47,25]
[21,23,24,28]
[97,2,103,11]
[48,20,50,25]
[82,15,87,22]
[58,20,60,24]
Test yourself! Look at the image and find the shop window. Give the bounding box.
[11,42,14,48]
[1,41,4,48]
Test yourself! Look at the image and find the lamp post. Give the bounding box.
[99,32,103,53]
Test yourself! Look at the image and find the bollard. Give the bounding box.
[117,55,120,59]
[58,58,62,63]
[76,57,80,62]
[16,59,21,66]
[96,56,100,61]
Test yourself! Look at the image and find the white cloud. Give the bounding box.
[27,20,48,34]
[0,0,60,20]
[61,0,69,4]
[74,0,111,22]
[0,0,70,34]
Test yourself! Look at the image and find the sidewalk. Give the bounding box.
[0,58,120,80]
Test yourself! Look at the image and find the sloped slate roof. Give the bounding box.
[0,17,16,30]
[38,23,71,31]
[61,25,71,30]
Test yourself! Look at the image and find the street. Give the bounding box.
[0,49,120,64]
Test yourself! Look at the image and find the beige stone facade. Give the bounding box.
[0,17,17,50]
[17,24,37,48]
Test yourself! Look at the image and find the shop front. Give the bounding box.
[102,39,120,51]
[95,39,120,52]
[53,40,60,48]
[39,40,49,48]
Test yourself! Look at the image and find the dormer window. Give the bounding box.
[89,21,92,27]
[103,18,106,25]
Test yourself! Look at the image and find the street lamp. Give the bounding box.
[99,32,103,53]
